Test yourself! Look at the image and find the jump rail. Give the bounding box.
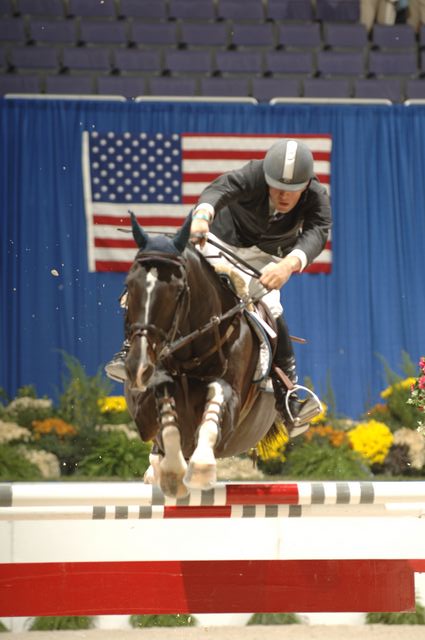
[1,481,425,617]
[1,481,425,520]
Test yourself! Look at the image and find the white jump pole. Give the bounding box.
[1,481,424,617]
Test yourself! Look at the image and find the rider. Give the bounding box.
[105,138,331,435]
[188,138,331,434]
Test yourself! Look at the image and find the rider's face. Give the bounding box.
[268,186,305,213]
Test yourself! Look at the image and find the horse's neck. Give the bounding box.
[186,251,235,323]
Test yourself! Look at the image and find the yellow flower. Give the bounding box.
[256,421,289,462]
[348,420,393,465]
[380,377,416,399]
[98,395,128,414]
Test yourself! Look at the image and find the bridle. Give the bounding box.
[127,251,244,380]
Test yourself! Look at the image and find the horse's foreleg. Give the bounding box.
[143,451,162,485]
[184,381,225,491]
[156,392,189,499]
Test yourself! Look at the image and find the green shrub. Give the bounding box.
[0,620,9,632]
[57,352,112,433]
[281,441,372,480]
[130,614,196,628]
[76,430,151,478]
[366,600,425,624]
[0,444,42,481]
[247,612,302,625]
[28,616,95,631]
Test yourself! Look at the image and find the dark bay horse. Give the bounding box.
[124,213,278,498]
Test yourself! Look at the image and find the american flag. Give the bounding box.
[82,132,332,273]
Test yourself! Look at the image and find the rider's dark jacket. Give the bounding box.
[197,159,332,267]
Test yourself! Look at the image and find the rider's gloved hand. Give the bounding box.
[190,208,211,247]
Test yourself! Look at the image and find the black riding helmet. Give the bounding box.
[263,139,314,191]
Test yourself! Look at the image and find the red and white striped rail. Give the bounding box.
[1,481,424,520]
[1,481,424,617]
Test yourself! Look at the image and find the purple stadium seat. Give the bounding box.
[45,74,94,94]
[97,74,147,97]
[0,17,27,43]
[168,0,216,21]
[29,17,77,44]
[180,22,229,48]
[118,0,167,20]
[0,73,41,94]
[405,79,425,100]
[79,19,128,45]
[316,0,360,23]
[10,45,60,70]
[200,76,251,97]
[131,22,178,47]
[277,23,322,50]
[113,49,162,73]
[368,51,418,76]
[322,22,367,50]
[215,50,263,75]
[17,0,65,17]
[164,49,212,74]
[67,0,116,18]
[62,47,111,72]
[317,50,365,76]
[303,77,352,98]
[149,76,198,96]
[252,76,301,101]
[0,0,13,16]
[371,24,416,50]
[216,0,265,22]
[267,0,314,22]
[354,77,403,102]
[230,23,276,48]
[265,50,315,75]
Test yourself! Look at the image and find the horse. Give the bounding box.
[124,212,279,498]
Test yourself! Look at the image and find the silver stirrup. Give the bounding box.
[285,385,322,437]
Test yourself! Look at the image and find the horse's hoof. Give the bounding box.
[143,465,156,485]
[160,472,189,499]
[184,463,217,491]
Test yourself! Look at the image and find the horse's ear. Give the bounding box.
[173,212,192,253]
[130,211,148,248]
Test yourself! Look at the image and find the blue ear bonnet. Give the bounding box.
[130,210,192,255]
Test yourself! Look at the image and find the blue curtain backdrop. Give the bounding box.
[1,98,425,419]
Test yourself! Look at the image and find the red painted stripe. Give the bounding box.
[0,559,415,616]
[95,238,137,248]
[93,215,185,227]
[164,506,232,518]
[95,261,132,272]
[226,483,300,505]
[182,150,331,161]
[409,559,425,572]
[183,173,330,184]
[305,263,332,274]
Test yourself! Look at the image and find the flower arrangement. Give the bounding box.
[406,356,425,435]
[98,395,128,414]
[347,420,393,465]
[32,417,76,439]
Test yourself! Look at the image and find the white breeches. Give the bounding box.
[199,233,283,318]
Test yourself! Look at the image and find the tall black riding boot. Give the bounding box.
[272,315,322,437]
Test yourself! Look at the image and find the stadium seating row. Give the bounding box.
[2,46,425,78]
[0,0,360,24]
[1,17,424,50]
[1,72,425,102]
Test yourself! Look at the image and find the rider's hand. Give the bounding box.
[259,256,302,290]
[190,212,210,247]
